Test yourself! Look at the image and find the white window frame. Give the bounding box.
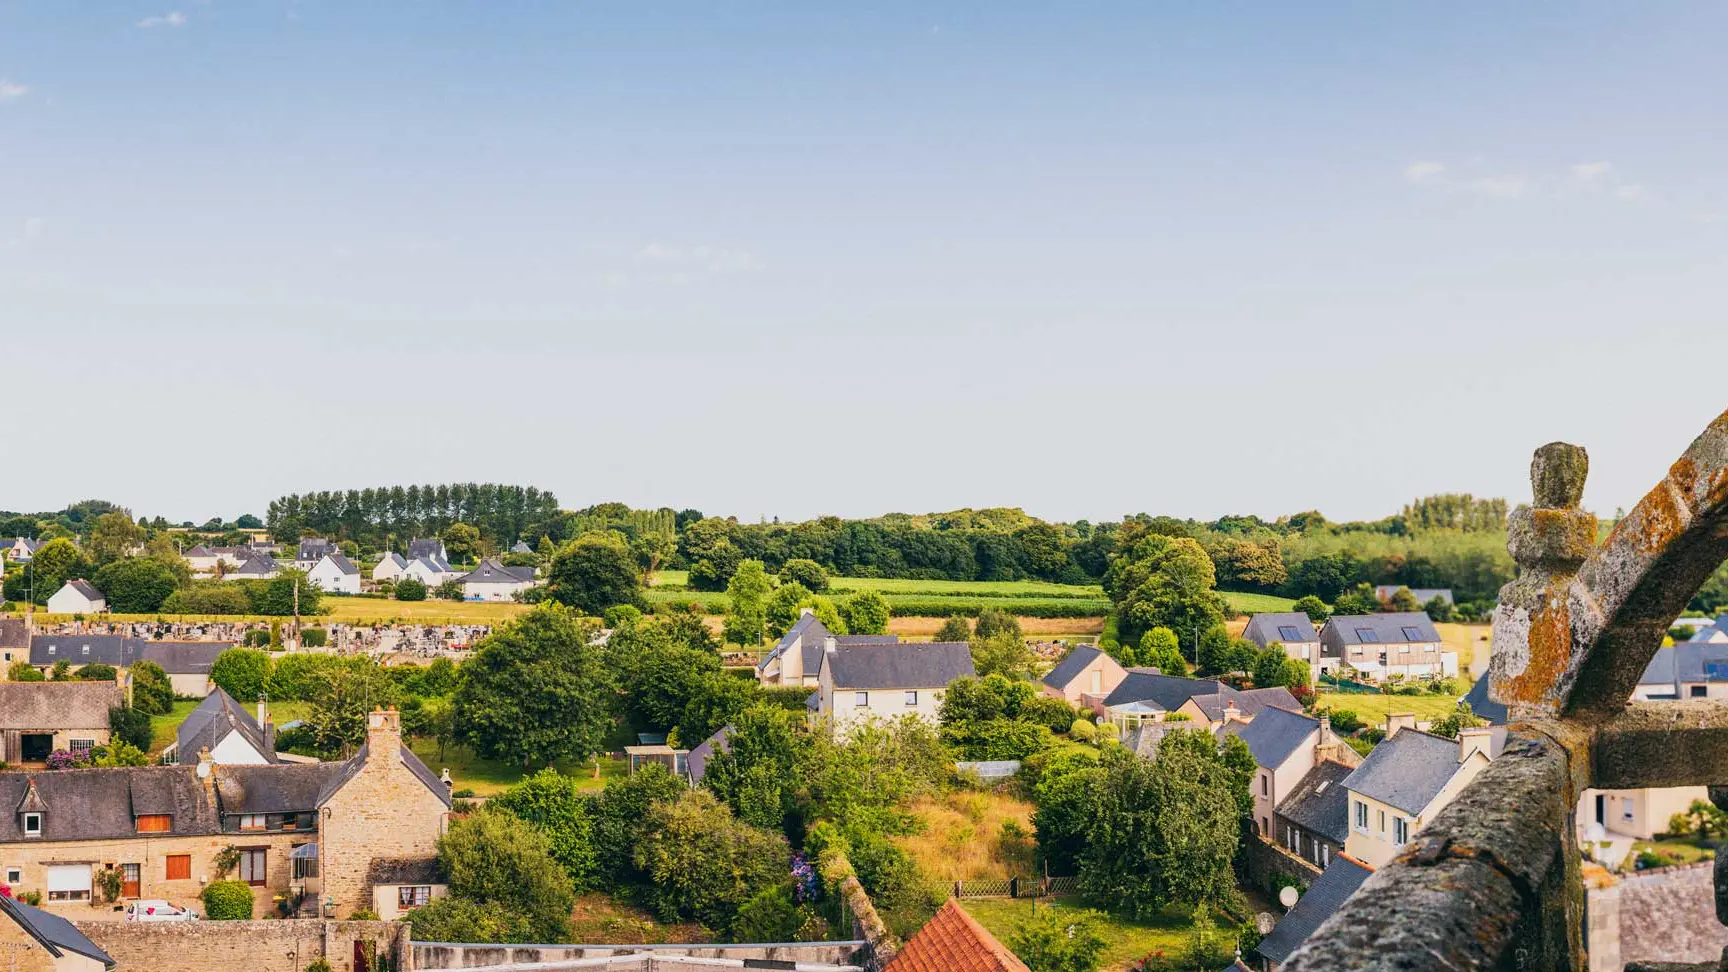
[1622,797,1635,822]
[1394,817,1409,845]
[239,814,268,831]
[903,690,918,706]
[4,867,19,885]
[22,813,42,836]
[1353,800,1367,831]
[69,738,94,755]
[1378,809,1386,835]
[853,692,869,707]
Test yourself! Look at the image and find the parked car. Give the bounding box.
[125,900,198,922]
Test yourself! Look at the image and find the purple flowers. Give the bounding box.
[791,853,818,904]
[46,750,81,771]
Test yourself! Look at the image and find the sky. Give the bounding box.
[3,2,1727,526]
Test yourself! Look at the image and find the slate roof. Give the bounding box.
[176,688,276,765]
[29,635,230,674]
[759,613,823,672]
[297,539,337,562]
[60,578,104,603]
[1242,612,1320,648]
[1638,640,1728,691]
[407,538,446,561]
[686,725,734,785]
[1463,672,1508,725]
[824,642,975,690]
[183,544,216,558]
[1687,615,1728,642]
[460,558,536,584]
[1255,856,1373,964]
[0,618,26,650]
[322,552,360,575]
[1188,685,1303,724]
[377,552,407,570]
[510,541,534,554]
[0,767,219,841]
[0,681,123,730]
[884,898,1030,972]
[1219,704,1319,770]
[0,893,116,967]
[232,554,279,576]
[1321,612,1441,648]
[1343,729,1464,815]
[1102,669,1228,711]
[1275,759,1355,844]
[1123,720,1189,760]
[1042,644,1107,690]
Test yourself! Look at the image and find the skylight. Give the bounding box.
[1355,628,1380,643]
[1401,626,1426,642]
[1278,625,1303,641]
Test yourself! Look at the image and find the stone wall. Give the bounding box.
[77,919,409,972]
[412,941,867,970]
[1240,834,1323,896]
[1587,862,1728,971]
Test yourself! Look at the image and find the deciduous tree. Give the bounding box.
[456,604,614,768]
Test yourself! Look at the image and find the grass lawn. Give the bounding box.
[1312,689,1463,727]
[1631,838,1718,867]
[405,738,627,797]
[1219,590,1300,614]
[962,896,1232,971]
[569,892,710,944]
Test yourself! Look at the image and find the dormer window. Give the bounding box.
[23,813,42,835]
[81,645,89,655]
[136,814,171,834]
[46,646,55,656]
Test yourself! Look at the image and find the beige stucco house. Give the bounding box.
[756,609,900,687]
[1342,726,1499,868]
[1039,644,1127,705]
[1218,706,1360,840]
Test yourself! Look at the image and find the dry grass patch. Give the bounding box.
[568,893,711,944]
[888,616,1104,637]
[894,791,1039,884]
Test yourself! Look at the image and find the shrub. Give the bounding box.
[75,663,118,682]
[211,648,273,702]
[243,630,271,648]
[1068,719,1097,743]
[1010,905,1108,972]
[162,583,255,616]
[436,580,465,601]
[1019,696,1077,732]
[300,628,328,648]
[202,880,255,920]
[97,867,124,903]
[109,706,153,751]
[268,653,344,702]
[348,908,379,921]
[6,661,43,682]
[128,661,174,715]
[942,719,1054,761]
[1325,709,1364,735]
[396,577,428,601]
[305,960,334,972]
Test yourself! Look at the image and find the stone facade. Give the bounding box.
[0,907,62,972]
[0,831,308,921]
[1587,862,1728,971]
[77,918,408,972]
[1240,835,1325,897]
[317,709,450,916]
[413,942,868,970]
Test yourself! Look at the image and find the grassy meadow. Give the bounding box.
[1311,689,1464,727]
[962,896,1236,972]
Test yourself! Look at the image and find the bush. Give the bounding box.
[128,661,174,715]
[1325,709,1364,735]
[1019,696,1078,733]
[300,628,328,648]
[162,583,256,616]
[243,630,271,648]
[75,663,118,682]
[109,706,153,751]
[396,577,428,601]
[305,960,333,972]
[1068,719,1097,744]
[211,649,274,702]
[268,653,344,702]
[201,880,255,920]
[942,719,1054,761]
[407,898,536,944]
[6,661,43,682]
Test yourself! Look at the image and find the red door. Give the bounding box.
[121,863,140,899]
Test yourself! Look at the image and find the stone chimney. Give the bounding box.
[196,747,217,802]
[1458,726,1494,764]
[824,636,837,655]
[365,707,402,766]
[1385,712,1417,737]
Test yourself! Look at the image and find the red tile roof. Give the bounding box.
[885,899,1031,972]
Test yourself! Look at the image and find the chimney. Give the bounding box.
[1458,726,1494,764]
[196,747,216,801]
[256,693,268,729]
[440,768,454,793]
[365,707,402,766]
[1223,701,1241,724]
[1385,712,1417,737]
[823,636,837,655]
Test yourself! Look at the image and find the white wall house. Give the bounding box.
[307,553,362,595]
[182,544,220,574]
[46,579,106,615]
[458,558,537,601]
[373,552,409,583]
[815,640,975,736]
[403,556,459,588]
[224,555,280,581]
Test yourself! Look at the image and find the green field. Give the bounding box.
[1312,689,1464,727]
[1219,590,1299,614]
[649,572,1112,618]
[406,739,627,797]
[962,896,1234,971]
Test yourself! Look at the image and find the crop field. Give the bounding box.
[319,598,531,625]
[650,572,1113,619]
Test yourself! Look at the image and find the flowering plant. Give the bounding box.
[790,853,818,904]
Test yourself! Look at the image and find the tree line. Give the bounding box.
[264,484,562,549]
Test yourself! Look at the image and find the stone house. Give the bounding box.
[1273,759,1354,869]
[815,641,974,736]
[0,682,122,764]
[0,708,449,919]
[45,581,105,617]
[1038,644,1127,705]
[1319,612,1455,682]
[1341,725,1500,868]
[1,619,27,673]
[756,610,899,687]
[29,636,229,697]
[0,893,114,972]
[1218,706,1360,840]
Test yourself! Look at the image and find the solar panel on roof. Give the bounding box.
[1278,625,1302,641]
[1355,628,1379,643]
[1401,626,1425,641]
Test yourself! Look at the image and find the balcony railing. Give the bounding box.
[1283,414,1728,972]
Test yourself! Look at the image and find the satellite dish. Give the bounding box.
[1256,911,1277,935]
[195,761,211,779]
[1278,886,1300,909]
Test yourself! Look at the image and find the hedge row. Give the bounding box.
[883,598,1109,619]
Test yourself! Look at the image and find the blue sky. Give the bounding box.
[3,3,1726,524]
